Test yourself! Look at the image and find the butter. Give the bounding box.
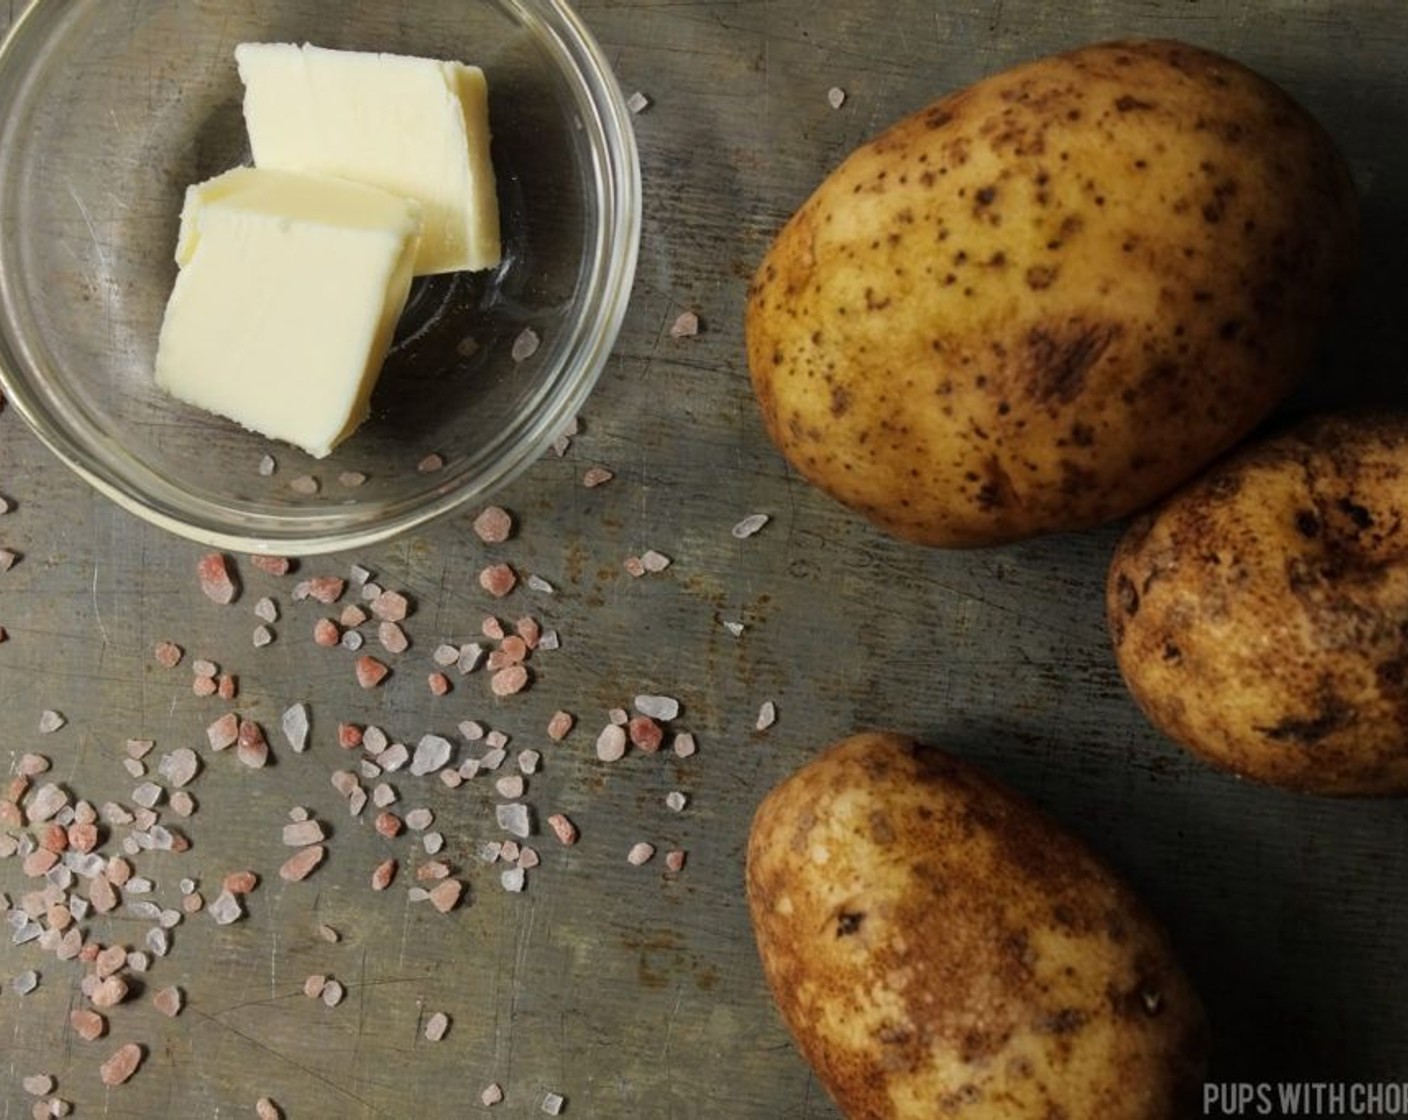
[154,166,422,459]
[235,42,501,276]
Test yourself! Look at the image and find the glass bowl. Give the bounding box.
[0,0,640,553]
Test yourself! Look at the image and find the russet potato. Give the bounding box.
[746,731,1205,1118]
[746,39,1357,547]
[1109,413,1408,796]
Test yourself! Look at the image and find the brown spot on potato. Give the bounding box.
[1114,94,1155,112]
[1115,573,1139,616]
[1256,700,1355,746]
[1025,265,1058,290]
[836,911,865,937]
[1025,322,1120,404]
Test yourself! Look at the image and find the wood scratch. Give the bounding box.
[90,564,110,646]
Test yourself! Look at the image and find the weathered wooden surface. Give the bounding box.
[2,2,1407,1117]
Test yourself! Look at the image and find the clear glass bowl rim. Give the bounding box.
[0,0,642,554]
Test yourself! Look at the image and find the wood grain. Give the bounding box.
[1,2,1406,1117]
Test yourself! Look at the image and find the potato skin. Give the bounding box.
[1108,414,1408,796]
[746,732,1205,1119]
[746,39,1357,547]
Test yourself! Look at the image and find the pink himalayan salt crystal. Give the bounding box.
[256,1098,283,1120]
[249,554,291,576]
[279,846,325,883]
[626,842,656,866]
[99,1043,143,1086]
[371,589,410,622]
[428,672,451,697]
[371,858,396,891]
[300,576,345,604]
[479,563,516,598]
[355,656,390,689]
[628,716,663,753]
[424,1011,450,1041]
[313,618,340,647]
[665,849,688,873]
[472,506,513,543]
[236,721,269,769]
[70,1009,106,1040]
[491,665,529,697]
[546,814,578,846]
[153,641,183,668]
[152,985,183,1017]
[582,466,614,488]
[481,1084,504,1107]
[303,974,327,999]
[197,553,239,604]
[378,621,408,653]
[429,879,463,913]
[547,711,574,741]
[89,976,129,1009]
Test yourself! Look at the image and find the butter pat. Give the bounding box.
[235,42,501,276]
[154,166,422,459]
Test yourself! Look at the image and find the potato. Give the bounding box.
[746,731,1205,1119]
[1108,413,1408,796]
[746,39,1357,547]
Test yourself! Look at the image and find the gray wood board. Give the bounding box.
[1,2,1406,1117]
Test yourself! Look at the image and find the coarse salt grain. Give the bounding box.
[424,1011,450,1041]
[627,842,656,866]
[254,596,278,623]
[756,700,778,731]
[473,506,513,543]
[322,979,345,1008]
[500,867,526,893]
[289,475,319,495]
[371,859,396,891]
[626,89,650,113]
[527,574,555,594]
[491,665,529,696]
[596,724,627,762]
[582,466,614,488]
[433,643,460,667]
[38,710,65,734]
[252,625,274,648]
[256,1098,283,1120]
[732,513,770,539]
[197,553,239,604]
[511,327,541,362]
[479,564,517,598]
[547,711,574,741]
[417,452,445,474]
[481,1084,504,1107]
[665,849,688,873]
[250,554,291,576]
[669,310,699,338]
[641,549,672,572]
[99,1043,143,1087]
[258,455,277,476]
[542,1092,566,1115]
[547,812,580,846]
[281,704,310,751]
[666,790,688,812]
[635,694,680,721]
[411,735,453,776]
[339,471,367,488]
[153,985,183,1017]
[22,1074,54,1097]
[154,641,183,668]
[496,803,532,839]
[355,656,390,689]
[378,621,408,652]
[827,85,847,109]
